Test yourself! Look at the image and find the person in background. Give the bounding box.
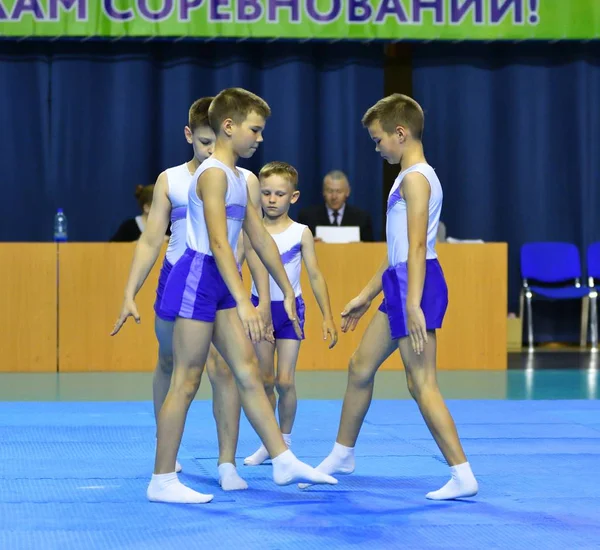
[297,170,374,242]
[110,184,158,242]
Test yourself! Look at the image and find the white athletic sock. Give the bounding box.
[147,472,214,504]
[243,444,270,466]
[244,432,292,466]
[426,462,478,500]
[218,463,248,491]
[298,442,355,489]
[272,449,337,486]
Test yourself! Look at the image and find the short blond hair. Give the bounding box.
[208,88,271,134]
[188,97,213,132]
[361,93,424,139]
[259,161,299,190]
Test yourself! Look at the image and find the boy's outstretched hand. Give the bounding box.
[340,295,371,333]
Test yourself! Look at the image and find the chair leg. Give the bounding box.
[519,290,525,320]
[580,296,590,349]
[591,294,598,352]
[526,293,534,352]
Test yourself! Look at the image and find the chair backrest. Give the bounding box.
[521,242,582,283]
[588,242,600,279]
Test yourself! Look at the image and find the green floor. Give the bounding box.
[1,367,598,401]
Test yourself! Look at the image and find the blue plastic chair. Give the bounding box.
[520,242,590,351]
[587,242,600,351]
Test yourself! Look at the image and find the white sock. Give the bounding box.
[147,472,214,504]
[426,462,478,501]
[218,463,248,491]
[272,449,337,486]
[298,442,355,489]
[243,444,270,466]
[244,432,292,467]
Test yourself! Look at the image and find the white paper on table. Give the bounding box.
[315,225,361,243]
[446,237,485,244]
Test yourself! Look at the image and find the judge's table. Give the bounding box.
[0,242,506,372]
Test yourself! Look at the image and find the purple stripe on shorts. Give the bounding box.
[226,204,246,220]
[171,206,187,223]
[280,243,302,265]
[178,253,206,318]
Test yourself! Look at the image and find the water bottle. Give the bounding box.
[54,208,68,242]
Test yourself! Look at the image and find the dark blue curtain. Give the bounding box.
[0,41,384,242]
[0,48,51,236]
[412,43,600,343]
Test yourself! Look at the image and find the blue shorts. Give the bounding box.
[378,259,448,340]
[158,248,237,323]
[251,295,306,340]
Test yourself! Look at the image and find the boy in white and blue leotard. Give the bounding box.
[148,88,338,504]
[112,98,258,491]
[243,161,338,467]
[302,94,478,501]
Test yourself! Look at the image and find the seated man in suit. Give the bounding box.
[298,170,374,242]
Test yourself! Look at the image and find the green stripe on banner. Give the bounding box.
[0,0,599,40]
